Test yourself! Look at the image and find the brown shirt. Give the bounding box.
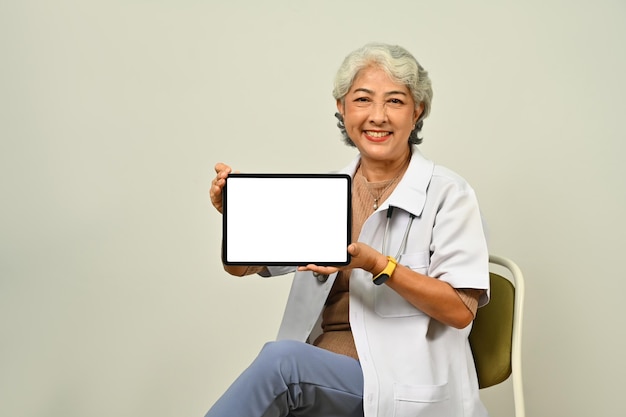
[313,164,402,359]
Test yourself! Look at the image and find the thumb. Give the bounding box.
[348,242,361,257]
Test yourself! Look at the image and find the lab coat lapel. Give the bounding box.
[384,147,434,218]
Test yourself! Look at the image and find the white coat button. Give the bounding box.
[313,272,328,282]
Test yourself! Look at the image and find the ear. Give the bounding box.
[336,99,345,116]
[414,102,425,124]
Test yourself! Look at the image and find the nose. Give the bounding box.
[369,102,388,125]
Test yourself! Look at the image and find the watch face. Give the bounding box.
[373,274,390,286]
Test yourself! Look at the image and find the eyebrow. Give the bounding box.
[353,88,408,96]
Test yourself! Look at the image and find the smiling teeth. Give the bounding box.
[366,131,390,138]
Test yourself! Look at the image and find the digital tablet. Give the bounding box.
[222,173,352,266]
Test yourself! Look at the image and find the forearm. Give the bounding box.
[300,243,480,328]
[220,241,266,276]
[374,259,476,329]
[223,264,266,277]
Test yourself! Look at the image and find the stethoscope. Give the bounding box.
[383,206,416,261]
[315,206,416,282]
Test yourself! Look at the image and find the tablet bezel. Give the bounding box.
[222,173,352,266]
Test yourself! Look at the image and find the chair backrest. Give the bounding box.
[470,271,515,387]
[469,254,525,417]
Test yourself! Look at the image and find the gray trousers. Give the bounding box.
[204,339,364,417]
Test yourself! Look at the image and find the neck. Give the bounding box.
[360,148,411,182]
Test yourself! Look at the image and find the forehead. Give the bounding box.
[350,66,410,95]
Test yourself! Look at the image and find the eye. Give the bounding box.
[354,96,370,102]
[388,98,404,105]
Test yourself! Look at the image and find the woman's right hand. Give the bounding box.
[210,162,233,214]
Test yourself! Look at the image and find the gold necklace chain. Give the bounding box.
[359,173,400,210]
[358,152,411,210]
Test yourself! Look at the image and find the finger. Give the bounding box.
[211,177,225,190]
[211,163,232,192]
[298,265,337,275]
[214,162,229,174]
[307,264,327,271]
[214,163,233,180]
[348,242,360,256]
[297,264,318,271]
[210,176,224,193]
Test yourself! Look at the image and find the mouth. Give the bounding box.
[364,130,392,141]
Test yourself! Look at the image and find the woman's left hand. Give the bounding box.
[298,242,387,276]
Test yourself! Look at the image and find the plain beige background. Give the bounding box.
[1,1,624,416]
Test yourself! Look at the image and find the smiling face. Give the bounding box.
[337,66,424,168]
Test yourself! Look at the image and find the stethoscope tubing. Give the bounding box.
[382,206,416,261]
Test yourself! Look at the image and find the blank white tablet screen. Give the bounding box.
[223,174,351,265]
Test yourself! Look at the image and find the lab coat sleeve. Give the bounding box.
[259,265,297,277]
[428,175,490,306]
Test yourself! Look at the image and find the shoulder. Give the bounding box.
[430,164,475,194]
[408,147,474,194]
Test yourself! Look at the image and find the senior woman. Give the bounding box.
[207,43,490,417]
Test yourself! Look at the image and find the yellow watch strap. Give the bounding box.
[373,256,398,285]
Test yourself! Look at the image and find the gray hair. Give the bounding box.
[332,43,433,146]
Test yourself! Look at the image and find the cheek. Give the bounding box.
[396,110,418,127]
[344,112,365,128]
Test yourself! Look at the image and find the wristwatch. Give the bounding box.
[372,256,398,285]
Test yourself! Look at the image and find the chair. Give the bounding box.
[469,254,526,417]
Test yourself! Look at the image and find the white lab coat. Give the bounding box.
[263,147,490,417]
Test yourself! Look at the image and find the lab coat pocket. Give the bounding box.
[374,251,430,318]
[374,284,424,317]
[393,382,452,417]
[400,250,430,274]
